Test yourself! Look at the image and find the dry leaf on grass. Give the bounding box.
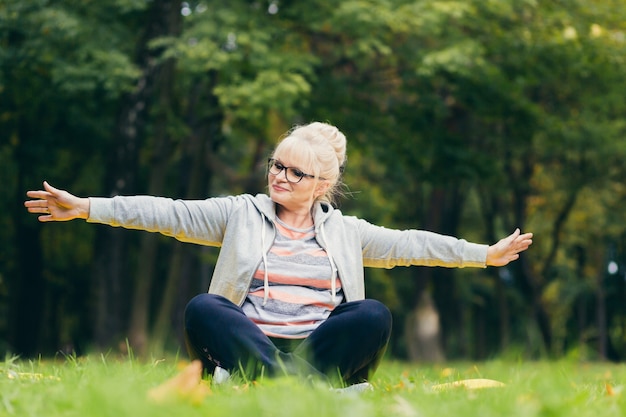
[147,360,211,405]
[431,378,505,391]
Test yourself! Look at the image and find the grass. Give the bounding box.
[2,354,626,417]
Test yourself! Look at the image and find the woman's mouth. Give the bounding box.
[272,184,289,192]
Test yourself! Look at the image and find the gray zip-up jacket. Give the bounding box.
[87,193,488,306]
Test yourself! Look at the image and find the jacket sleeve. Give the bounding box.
[87,195,240,246]
[352,217,488,268]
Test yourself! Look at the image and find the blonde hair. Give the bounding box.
[271,122,347,206]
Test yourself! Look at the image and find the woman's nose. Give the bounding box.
[278,169,289,181]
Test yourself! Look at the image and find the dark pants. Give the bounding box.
[184,293,392,385]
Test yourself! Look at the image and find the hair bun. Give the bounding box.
[305,122,347,169]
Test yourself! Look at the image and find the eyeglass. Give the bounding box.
[267,158,325,183]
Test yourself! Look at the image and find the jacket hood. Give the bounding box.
[251,193,335,226]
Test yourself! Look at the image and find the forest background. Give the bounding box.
[1,0,626,364]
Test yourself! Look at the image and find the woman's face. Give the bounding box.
[268,154,327,212]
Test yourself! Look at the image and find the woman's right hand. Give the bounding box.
[486,228,533,267]
[24,181,90,222]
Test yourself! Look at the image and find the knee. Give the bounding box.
[364,299,392,322]
[355,299,392,333]
[184,293,228,326]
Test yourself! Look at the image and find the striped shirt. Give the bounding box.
[241,217,344,338]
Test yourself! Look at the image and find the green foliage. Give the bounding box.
[1,0,626,362]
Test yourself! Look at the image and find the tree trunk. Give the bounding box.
[404,186,463,361]
[92,58,150,350]
[92,75,147,349]
[150,72,223,354]
[504,147,554,355]
[126,1,182,356]
[11,199,45,356]
[474,303,486,359]
[597,270,607,360]
[151,241,185,355]
[495,269,510,351]
[405,291,445,363]
[91,0,182,351]
[126,188,163,356]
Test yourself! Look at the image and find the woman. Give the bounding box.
[25,122,533,390]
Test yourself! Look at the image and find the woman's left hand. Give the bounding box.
[486,228,533,267]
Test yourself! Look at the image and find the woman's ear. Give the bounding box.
[314,181,331,199]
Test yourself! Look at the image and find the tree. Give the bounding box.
[1,0,140,355]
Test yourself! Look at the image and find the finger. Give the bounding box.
[516,238,533,249]
[24,200,44,208]
[24,202,51,214]
[43,181,60,194]
[26,190,51,199]
[27,206,50,213]
[512,233,533,248]
[503,228,520,244]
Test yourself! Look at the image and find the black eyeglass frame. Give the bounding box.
[267,158,326,183]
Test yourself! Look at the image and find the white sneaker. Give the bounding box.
[213,366,231,385]
[333,382,374,394]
